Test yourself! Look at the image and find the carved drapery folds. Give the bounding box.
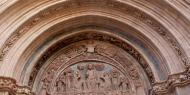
[0,77,33,95]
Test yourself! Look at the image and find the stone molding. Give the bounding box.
[28,32,154,88]
[0,0,189,69]
[0,77,34,95]
[152,67,190,95]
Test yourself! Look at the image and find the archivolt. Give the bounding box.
[0,0,190,94]
[9,13,171,83]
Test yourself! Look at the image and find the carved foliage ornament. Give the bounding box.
[0,0,189,69]
[152,68,190,95]
[0,77,34,95]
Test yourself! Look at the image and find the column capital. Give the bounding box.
[152,68,190,95]
[0,77,34,95]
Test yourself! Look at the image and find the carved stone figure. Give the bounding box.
[119,77,129,91]
[110,69,120,90]
[77,64,88,90]
[102,72,111,90]
[40,72,52,95]
[65,69,75,91]
[86,64,96,90]
[94,63,105,90]
[56,76,66,92]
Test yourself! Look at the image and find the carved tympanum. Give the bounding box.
[37,40,142,95]
[29,33,153,90]
[50,62,130,95]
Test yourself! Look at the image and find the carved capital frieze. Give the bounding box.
[0,77,17,94]
[17,86,34,95]
[0,77,34,95]
[152,68,190,95]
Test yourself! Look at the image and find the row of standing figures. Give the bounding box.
[40,64,131,95]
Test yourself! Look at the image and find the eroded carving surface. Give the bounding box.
[51,62,131,95]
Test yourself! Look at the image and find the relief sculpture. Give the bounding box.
[52,62,131,95]
[38,41,141,95]
[40,71,53,95]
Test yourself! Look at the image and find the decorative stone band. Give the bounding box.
[0,0,189,70]
[0,77,34,95]
[152,68,190,95]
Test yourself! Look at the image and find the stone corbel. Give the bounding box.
[0,77,34,95]
[152,68,190,95]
